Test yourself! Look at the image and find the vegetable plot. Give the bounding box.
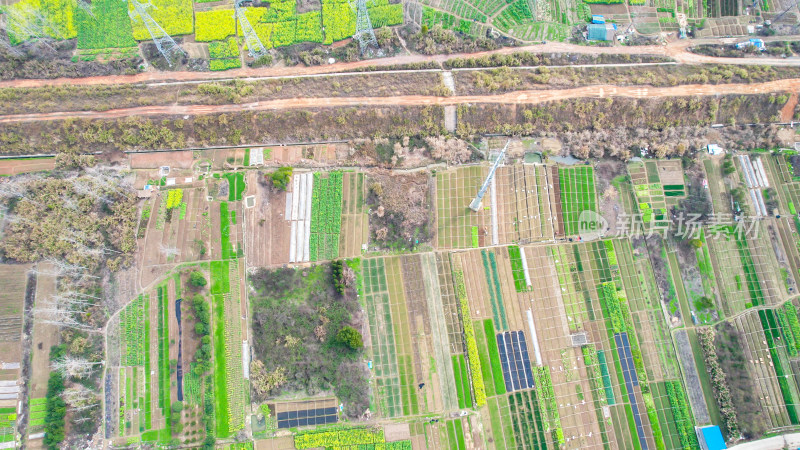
[128,0,193,41]
[294,427,385,449]
[310,171,343,261]
[76,0,136,49]
[195,9,235,42]
[209,38,241,71]
[4,0,78,44]
[454,270,487,407]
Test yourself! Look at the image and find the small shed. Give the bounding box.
[707,144,724,155]
[735,38,765,50]
[591,14,605,23]
[587,23,616,41]
[696,425,726,450]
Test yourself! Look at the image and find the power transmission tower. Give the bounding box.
[3,8,56,50]
[469,141,509,212]
[234,0,267,58]
[351,0,380,55]
[77,0,96,19]
[128,0,185,66]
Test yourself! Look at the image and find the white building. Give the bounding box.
[707,144,724,155]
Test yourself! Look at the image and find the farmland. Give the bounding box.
[53,145,800,449]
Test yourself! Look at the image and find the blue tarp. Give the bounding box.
[700,426,727,450]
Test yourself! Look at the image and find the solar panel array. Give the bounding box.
[615,332,648,450]
[496,330,534,392]
[276,407,338,429]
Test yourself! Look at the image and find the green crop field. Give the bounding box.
[310,171,343,261]
[558,166,597,236]
[94,156,800,450]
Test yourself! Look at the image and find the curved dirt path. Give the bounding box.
[1,78,799,124]
[1,38,798,89]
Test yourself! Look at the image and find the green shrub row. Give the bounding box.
[453,270,486,407]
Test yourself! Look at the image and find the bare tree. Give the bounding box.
[62,385,99,410]
[51,356,103,379]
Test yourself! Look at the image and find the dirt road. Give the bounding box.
[1,37,798,90]
[1,78,798,124]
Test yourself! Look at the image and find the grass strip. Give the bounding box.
[483,320,506,395]
[759,309,800,424]
[507,245,527,292]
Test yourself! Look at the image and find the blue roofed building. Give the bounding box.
[735,38,765,51]
[587,23,616,41]
[592,14,605,23]
[697,425,727,450]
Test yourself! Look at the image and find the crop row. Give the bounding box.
[480,249,507,330]
[294,427,385,449]
[183,365,202,405]
[453,270,486,406]
[220,202,235,260]
[224,260,246,432]
[758,309,800,424]
[210,38,240,60]
[604,240,617,267]
[508,390,547,450]
[777,303,800,357]
[507,245,527,292]
[310,172,343,261]
[532,365,564,445]
[156,284,172,437]
[581,345,608,407]
[334,442,412,450]
[494,0,533,31]
[165,188,183,209]
[120,294,148,366]
[728,227,765,306]
[642,391,665,450]
[601,282,648,385]
[664,380,700,449]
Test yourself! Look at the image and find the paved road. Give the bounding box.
[1,78,799,124]
[728,432,800,449]
[1,37,799,89]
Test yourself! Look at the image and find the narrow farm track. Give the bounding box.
[2,78,800,124]
[1,37,799,89]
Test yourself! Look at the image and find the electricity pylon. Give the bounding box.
[77,0,96,19]
[128,0,185,66]
[469,141,509,212]
[351,0,380,55]
[234,0,267,58]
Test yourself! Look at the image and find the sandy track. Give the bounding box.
[0,38,797,89]
[1,79,799,124]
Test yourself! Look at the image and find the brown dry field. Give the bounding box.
[735,312,789,428]
[28,262,57,399]
[255,436,296,450]
[243,171,272,267]
[266,183,291,266]
[339,172,368,258]
[550,166,565,237]
[139,187,209,287]
[0,157,54,176]
[129,150,194,169]
[493,165,554,245]
[656,160,684,185]
[521,245,605,449]
[399,254,443,414]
